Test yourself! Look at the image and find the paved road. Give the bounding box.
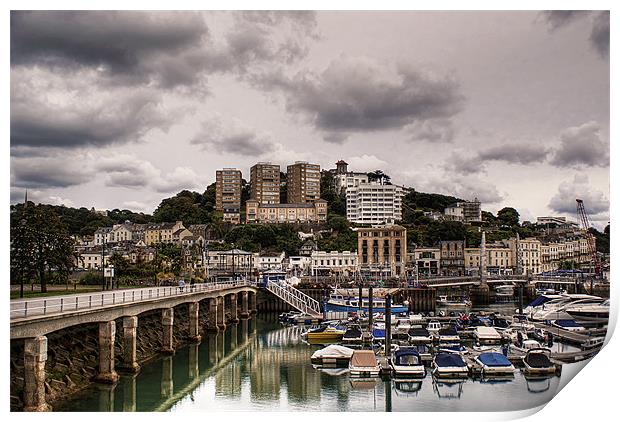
[10,281,251,320]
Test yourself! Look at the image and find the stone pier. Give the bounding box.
[161,308,175,354]
[23,336,51,412]
[239,291,250,319]
[217,297,226,331]
[229,293,239,324]
[249,292,257,315]
[95,321,119,384]
[207,298,220,332]
[188,302,202,343]
[119,316,140,373]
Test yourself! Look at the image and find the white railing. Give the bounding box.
[10,281,252,320]
[266,281,321,316]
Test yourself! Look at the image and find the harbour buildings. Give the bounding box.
[440,240,465,276]
[346,182,404,225]
[310,250,358,276]
[355,224,407,277]
[216,168,242,224]
[245,200,328,224]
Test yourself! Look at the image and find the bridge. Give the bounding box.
[10,281,258,412]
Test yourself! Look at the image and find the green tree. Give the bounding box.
[367,170,391,184]
[497,207,520,226]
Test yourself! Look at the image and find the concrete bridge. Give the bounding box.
[10,281,258,412]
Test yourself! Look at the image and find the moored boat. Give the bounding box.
[310,344,354,367]
[342,324,363,343]
[372,322,386,343]
[474,326,502,344]
[302,324,346,343]
[408,327,432,344]
[475,352,515,376]
[349,350,381,378]
[522,348,556,376]
[431,353,469,378]
[551,319,586,332]
[390,346,425,378]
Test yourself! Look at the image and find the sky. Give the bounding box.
[9,10,610,228]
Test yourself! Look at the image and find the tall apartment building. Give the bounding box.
[287,161,321,203]
[346,182,404,225]
[216,168,242,224]
[250,162,280,205]
[355,224,407,277]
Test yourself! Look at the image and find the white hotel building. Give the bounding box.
[346,182,404,225]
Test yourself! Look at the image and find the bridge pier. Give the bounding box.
[23,336,51,412]
[207,298,220,332]
[188,302,202,343]
[119,316,140,373]
[161,308,175,355]
[95,321,119,384]
[217,296,227,331]
[239,291,250,319]
[229,293,239,324]
[249,292,257,315]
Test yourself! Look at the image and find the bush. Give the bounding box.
[80,271,104,285]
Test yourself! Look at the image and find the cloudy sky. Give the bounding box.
[10,10,610,227]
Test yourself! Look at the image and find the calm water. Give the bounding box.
[56,310,578,412]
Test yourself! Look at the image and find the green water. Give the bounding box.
[55,313,574,412]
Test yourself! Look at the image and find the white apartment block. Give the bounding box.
[311,250,358,275]
[346,182,404,225]
[334,172,369,194]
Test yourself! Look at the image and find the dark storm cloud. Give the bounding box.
[11,157,93,188]
[254,56,464,139]
[590,11,610,59]
[11,85,171,149]
[549,121,609,168]
[540,11,590,30]
[406,118,455,143]
[11,11,209,88]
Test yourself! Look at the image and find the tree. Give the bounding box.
[367,170,391,185]
[497,207,520,226]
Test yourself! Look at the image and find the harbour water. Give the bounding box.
[55,309,579,412]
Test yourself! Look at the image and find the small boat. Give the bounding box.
[431,353,469,378]
[303,325,346,343]
[408,327,432,344]
[523,348,556,376]
[394,319,412,340]
[474,326,502,344]
[438,343,467,355]
[551,319,586,332]
[411,344,432,361]
[349,350,381,378]
[310,344,355,367]
[475,352,515,376]
[390,347,425,378]
[438,326,460,343]
[427,320,442,336]
[437,295,472,307]
[510,314,535,332]
[342,324,363,343]
[372,323,386,343]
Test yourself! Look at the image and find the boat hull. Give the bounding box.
[391,364,426,378]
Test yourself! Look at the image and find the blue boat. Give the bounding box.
[323,293,409,314]
[372,323,386,342]
[475,352,515,376]
[432,353,469,378]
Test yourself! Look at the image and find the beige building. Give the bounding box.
[356,225,407,277]
[507,237,542,275]
[144,221,185,246]
[216,168,242,224]
[287,161,321,203]
[250,162,280,205]
[464,244,513,275]
[409,247,441,276]
[310,250,358,276]
[245,200,327,224]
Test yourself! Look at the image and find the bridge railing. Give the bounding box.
[10,280,253,320]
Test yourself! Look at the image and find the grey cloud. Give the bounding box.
[323,133,349,144]
[190,116,277,156]
[590,11,610,59]
[407,118,455,143]
[548,175,609,217]
[254,56,464,140]
[415,173,503,204]
[549,121,609,168]
[540,11,590,30]
[478,144,549,164]
[11,156,93,189]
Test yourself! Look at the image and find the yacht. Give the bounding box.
[528,294,604,322]
[566,299,610,322]
[324,292,409,314]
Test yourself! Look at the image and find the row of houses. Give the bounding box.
[87,221,210,247]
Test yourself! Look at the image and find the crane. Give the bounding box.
[576,199,600,278]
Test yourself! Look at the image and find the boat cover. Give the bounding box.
[477,353,512,367]
[435,353,467,367]
[343,326,362,338]
[475,326,501,338]
[311,345,355,360]
[439,327,458,336]
[350,350,378,367]
[527,296,555,308]
[524,352,552,368]
[394,348,421,365]
[553,319,583,328]
[372,328,386,338]
[409,328,430,337]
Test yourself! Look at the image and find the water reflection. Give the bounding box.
[56,315,569,412]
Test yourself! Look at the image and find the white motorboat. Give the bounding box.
[349,350,381,378]
[582,336,605,350]
[475,352,515,376]
[551,319,586,332]
[528,294,603,321]
[310,344,355,367]
[474,326,502,344]
[394,318,412,340]
[566,299,610,322]
[438,326,461,343]
[427,320,442,336]
[408,327,433,344]
[390,346,426,378]
[431,353,469,378]
[523,348,556,376]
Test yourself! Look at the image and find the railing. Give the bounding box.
[266,281,321,316]
[10,281,253,320]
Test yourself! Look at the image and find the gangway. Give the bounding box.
[265,280,322,317]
